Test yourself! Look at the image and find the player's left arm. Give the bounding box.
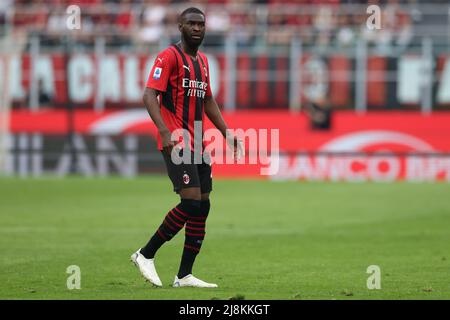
[204,96,242,158]
[204,95,227,137]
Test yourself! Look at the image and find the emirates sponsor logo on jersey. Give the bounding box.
[182,78,207,98]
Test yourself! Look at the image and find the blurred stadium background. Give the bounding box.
[0,0,449,179]
[0,0,450,300]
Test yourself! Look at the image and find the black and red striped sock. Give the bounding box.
[140,199,198,259]
[177,199,210,278]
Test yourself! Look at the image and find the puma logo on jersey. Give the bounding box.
[183,65,190,72]
[157,57,163,63]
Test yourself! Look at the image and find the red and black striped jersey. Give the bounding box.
[146,44,212,151]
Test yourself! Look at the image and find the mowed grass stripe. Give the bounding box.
[0,177,449,299]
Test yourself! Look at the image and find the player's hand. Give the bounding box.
[161,130,175,157]
[227,136,244,161]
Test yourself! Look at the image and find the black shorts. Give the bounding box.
[162,150,213,194]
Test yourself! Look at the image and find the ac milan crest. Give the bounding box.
[183,173,190,184]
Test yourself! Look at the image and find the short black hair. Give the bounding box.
[178,7,205,23]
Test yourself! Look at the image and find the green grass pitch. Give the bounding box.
[0,177,449,300]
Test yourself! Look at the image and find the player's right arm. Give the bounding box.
[143,50,175,156]
[142,87,173,156]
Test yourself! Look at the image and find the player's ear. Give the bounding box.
[178,16,184,32]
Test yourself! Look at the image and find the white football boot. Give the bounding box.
[173,274,218,288]
[130,249,162,287]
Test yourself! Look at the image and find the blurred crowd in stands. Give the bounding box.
[1,0,449,53]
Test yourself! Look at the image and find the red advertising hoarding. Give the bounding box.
[3,53,450,110]
[8,110,450,181]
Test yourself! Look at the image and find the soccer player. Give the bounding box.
[131,7,241,288]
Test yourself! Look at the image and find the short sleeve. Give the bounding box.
[146,49,175,93]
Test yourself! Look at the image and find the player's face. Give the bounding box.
[179,13,206,47]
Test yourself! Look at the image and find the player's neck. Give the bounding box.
[178,40,199,60]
